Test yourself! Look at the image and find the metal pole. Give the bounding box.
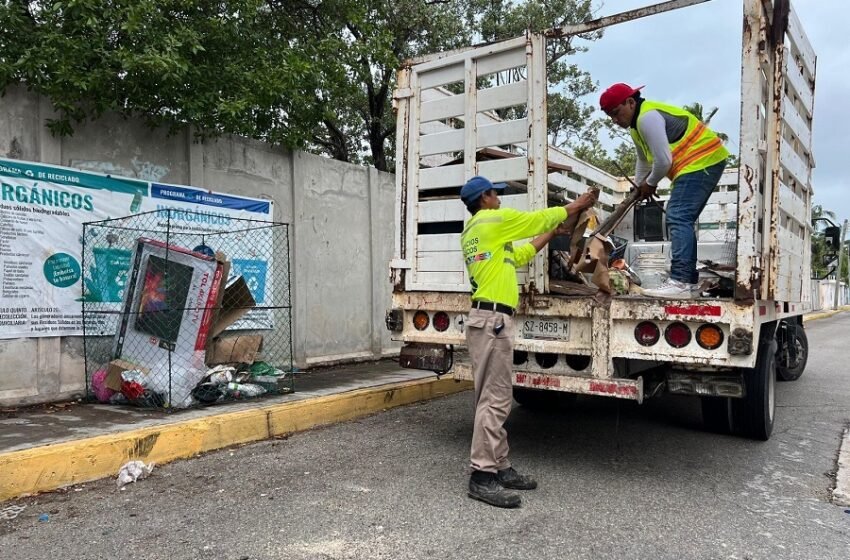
[834,219,848,309]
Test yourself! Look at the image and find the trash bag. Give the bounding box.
[116,460,154,489]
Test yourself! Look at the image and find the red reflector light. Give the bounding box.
[664,322,692,348]
[634,321,660,346]
[433,312,450,332]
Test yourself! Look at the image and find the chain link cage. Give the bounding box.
[81,209,293,409]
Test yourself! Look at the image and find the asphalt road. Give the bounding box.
[2,314,849,559]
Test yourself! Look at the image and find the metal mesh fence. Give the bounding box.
[81,209,293,409]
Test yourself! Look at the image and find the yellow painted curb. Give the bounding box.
[0,376,471,502]
[804,306,850,323]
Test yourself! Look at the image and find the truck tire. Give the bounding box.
[776,322,808,382]
[701,397,733,434]
[732,333,777,441]
[513,388,576,411]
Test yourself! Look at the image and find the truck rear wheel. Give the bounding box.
[776,322,808,381]
[513,388,576,411]
[701,397,733,434]
[731,332,777,441]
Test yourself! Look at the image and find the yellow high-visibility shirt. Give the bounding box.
[460,206,567,308]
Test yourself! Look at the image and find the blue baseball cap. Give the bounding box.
[460,176,506,203]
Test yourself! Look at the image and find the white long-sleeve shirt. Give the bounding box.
[633,109,683,186]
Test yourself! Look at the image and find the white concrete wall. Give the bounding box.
[0,84,399,406]
[813,279,848,311]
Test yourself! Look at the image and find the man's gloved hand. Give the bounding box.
[638,181,657,200]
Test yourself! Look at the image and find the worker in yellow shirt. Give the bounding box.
[460,175,597,508]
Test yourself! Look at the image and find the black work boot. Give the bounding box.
[497,467,538,490]
[468,471,521,508]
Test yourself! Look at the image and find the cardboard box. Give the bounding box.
[208,275,256,339]
[111,238,224,407]
[105,359,151,392]
[206,335,263,365]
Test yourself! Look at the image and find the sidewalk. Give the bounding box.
[0,361,471,502]
[802,305,850,323]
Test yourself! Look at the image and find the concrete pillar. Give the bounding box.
[290,152,307,368]
[368,167,384,357]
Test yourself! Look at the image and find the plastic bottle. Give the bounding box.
[226,382,267,398]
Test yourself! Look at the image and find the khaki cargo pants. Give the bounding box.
[466,307,514,473]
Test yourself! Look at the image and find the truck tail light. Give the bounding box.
[534,353,558,369]
[413,311,429,331]
[634,321,660,346]
[433,312,450,332]
[665,322,692,348]
[696,324,724,350]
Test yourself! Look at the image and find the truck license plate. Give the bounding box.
[521,319,569,341]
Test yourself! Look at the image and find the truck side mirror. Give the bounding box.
[824,225,841,252]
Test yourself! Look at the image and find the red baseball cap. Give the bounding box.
[599,83,644,112]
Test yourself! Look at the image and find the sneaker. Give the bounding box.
[468,471,521,508]
[641,278,697,299]
[497,467,538,490]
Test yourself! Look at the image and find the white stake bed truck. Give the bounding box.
[386,0,821,440]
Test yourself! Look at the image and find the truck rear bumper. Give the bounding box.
[451,363,644,403]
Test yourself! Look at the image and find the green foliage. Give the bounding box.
[311,0,472,170]
[468,0,600,149]
[571,135,635,177]
[1,1,606,172]
[811,205,838,278]
[0,1,358,149]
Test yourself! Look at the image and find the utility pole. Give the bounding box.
[834,219,848,310]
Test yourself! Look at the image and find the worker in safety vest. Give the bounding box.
[600,83,729,299]
[460,175,597,508]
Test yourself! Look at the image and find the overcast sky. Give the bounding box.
[571,0,847,224]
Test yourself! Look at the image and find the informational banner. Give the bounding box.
[0,157,274,339]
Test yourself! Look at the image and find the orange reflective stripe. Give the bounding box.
[671,122,707,159]
[669,137,724,179]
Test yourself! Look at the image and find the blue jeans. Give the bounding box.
[666,160,727,284]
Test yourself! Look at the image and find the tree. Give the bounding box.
[1,1,606,173]
[469,0,601,150]
[570,135,634,177]
[308,0,472,171]
[811,204,837,278]
[0,0,354,148]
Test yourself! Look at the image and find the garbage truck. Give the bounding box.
[386,0,825,440]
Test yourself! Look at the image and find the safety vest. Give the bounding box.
[630,100,729,181]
